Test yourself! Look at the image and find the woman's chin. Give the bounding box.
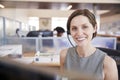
[76,40,87,47]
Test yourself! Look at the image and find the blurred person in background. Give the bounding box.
[53,26,65,37]
[16,28,24,37]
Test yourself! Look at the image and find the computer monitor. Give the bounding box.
[41,31,53,37]
[92,37,117,50]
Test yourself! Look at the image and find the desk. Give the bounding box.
[14,52,60,68]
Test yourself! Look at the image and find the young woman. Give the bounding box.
[60,9,118,80]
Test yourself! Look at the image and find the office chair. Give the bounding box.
[98,47,120,79]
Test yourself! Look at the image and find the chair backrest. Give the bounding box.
[98,47,120,62]
[98,47,120,78]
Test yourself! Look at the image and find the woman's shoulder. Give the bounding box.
[60,47,74,57]
[60,48,69,67]
[104,55,116,66]
[60,48,68,58]
[98,47,116,64]
[103,55,118,80]
[103,55,117,75]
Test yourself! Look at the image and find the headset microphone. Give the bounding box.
[66,31,75,47]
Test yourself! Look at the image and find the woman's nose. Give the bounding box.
[77,28,83,35]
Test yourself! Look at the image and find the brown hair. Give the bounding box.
[67,9,97,38]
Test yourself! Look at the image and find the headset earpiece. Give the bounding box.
[67,31,70,35]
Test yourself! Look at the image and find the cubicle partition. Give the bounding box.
[1,36,117,54]
[38,37,72,54]
[4,37,37,53]
[3,37,72,54]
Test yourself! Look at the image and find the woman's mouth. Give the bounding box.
[76,37,86,41]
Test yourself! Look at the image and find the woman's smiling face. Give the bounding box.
[70,15,96,47]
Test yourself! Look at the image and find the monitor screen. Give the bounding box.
[91,37,117,49]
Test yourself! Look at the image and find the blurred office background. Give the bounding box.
[0,0,120,79]
[0,0,120,52]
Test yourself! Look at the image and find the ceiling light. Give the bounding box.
[0,4,5,8]
[67,5,72,10]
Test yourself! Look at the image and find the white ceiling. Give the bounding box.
[0,0,120,17]
[2,0,120,3]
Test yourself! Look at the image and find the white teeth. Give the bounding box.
[77,37,85,41]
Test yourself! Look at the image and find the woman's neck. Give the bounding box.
[76,45,96,57]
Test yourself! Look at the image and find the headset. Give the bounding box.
[66,25,75,47]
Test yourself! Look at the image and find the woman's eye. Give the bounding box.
[82,25,88,29]
[72,27,77,31]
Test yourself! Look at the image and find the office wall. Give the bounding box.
[100,14,120,33]
[27,9,74,18]
[0,9,28,24]
[0,9,73,25]
[0,17,4,38]
[101,14,120,24]
[0,8,120,33]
